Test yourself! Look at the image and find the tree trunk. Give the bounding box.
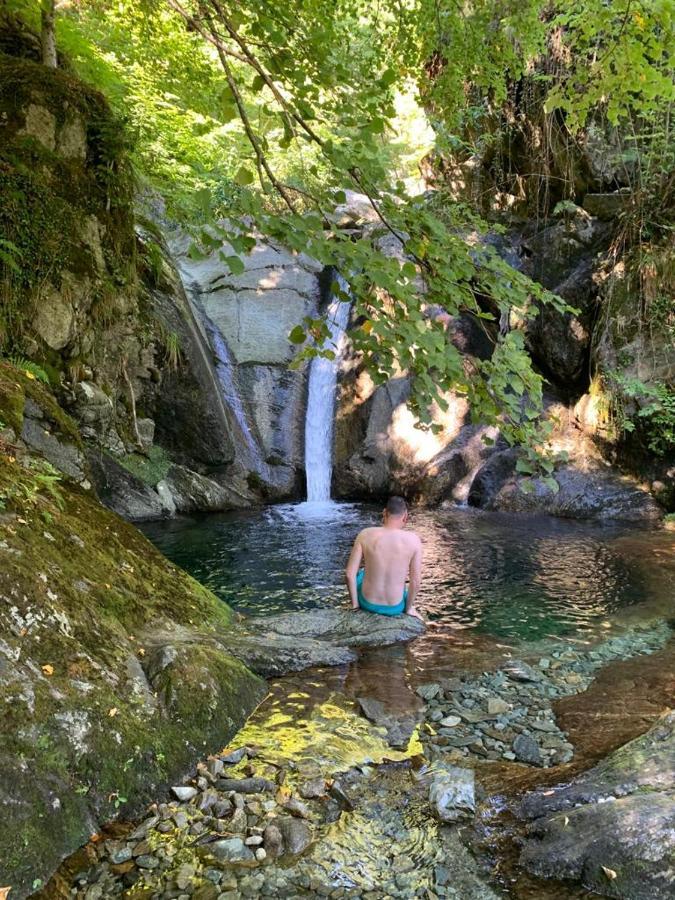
[41,0,58,68]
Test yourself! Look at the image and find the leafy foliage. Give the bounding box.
[3,356,49,383]
[5,0,675,467]
[608,372,675,458]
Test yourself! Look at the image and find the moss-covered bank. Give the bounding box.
[0,366,266,898]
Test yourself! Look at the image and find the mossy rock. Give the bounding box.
[0,52,136,363]
[0,428,266,897]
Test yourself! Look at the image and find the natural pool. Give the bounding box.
[53,506,672,900]
[141,502,673,644]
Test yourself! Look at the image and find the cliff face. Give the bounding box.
[0,37,262,520]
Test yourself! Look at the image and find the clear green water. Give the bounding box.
[141,503,671,643]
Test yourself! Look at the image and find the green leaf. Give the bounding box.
[289,325,306,344]
[234,167,255,186]
[224,255,245,276]
[542,476,559,494]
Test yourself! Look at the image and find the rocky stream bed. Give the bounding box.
[39,620,674,900]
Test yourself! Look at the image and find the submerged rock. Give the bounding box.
[356,695,422,749]
[519,710,675,899]
[428,765,475,823]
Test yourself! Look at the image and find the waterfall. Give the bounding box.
[304,279,351,502]
[202,314,266,475]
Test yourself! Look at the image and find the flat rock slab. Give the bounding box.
[220,609,425,677]
[519,710,675,900]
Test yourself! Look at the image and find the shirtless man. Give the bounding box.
[344,496,423,619]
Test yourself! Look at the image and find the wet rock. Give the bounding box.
[275,816,313,855]
[356,695,421,749]
[329,780,356,812]
[135,854,159,870]
[429,765,475,823]
[206,837,255,864]
[299,776,326,799]
[520,711,675,899]
[321,798,343,824]
[215,777,275,793]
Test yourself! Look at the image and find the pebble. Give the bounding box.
[439,715,462,727]
[172,786,198,802]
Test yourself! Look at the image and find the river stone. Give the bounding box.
[172,785,198,801]
[519,711,675,899]
[263,823,284,858]
[513,734,543,766]
[356,696,421,749]
[299,776,325,799]
[206,837,255,864]
[502,660,542,683]
[487,698,510,715]
[275,816,313,855]
[215,777,275,793]
[439,715,462,727]
[416,683,442,700]
[221,747,247,765]
[428,765,475,823]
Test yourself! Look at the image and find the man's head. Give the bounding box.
[383,495,408,526]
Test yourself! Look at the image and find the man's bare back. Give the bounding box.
[344,496,423,619]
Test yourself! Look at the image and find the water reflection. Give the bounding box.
[142,504,674,643]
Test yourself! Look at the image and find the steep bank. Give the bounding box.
[0,365,266,897]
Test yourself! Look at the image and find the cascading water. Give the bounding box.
[304,278,352,503]
[202,314,266,475]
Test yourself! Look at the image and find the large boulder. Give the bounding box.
[334,339,497,503]
[169,229,322,497]
[522,206,611,390]
[0,387,265,898]
[519,711,675,899]
[468,452,662,524]
[220,608,425,678]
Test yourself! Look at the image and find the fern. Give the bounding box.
[4,356,50,384]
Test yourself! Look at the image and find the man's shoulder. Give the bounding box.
[406,530,423,547]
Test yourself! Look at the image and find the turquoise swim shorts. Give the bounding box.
[356,569,407,616]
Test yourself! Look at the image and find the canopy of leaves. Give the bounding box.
[6,0,674,465]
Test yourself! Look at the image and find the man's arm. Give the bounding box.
[344,532,364,610]
[406,537,422,616]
